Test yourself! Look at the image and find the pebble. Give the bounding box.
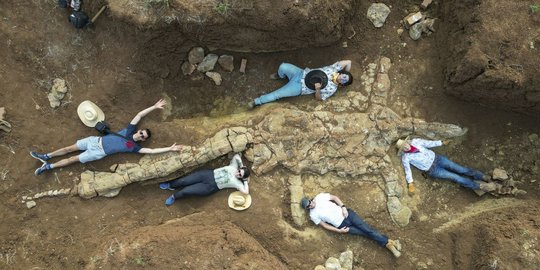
[26,201,36,209]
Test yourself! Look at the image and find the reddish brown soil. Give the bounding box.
[0,0,539,269]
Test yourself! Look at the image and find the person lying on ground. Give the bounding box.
[31,99,182,175]
[396,137,502,195]
[301,193,402,258]
[160,154,250,206]
[248,60,353,108]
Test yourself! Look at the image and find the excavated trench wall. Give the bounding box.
[440,0,540,115]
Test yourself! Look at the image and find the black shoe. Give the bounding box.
[30,151,50,164]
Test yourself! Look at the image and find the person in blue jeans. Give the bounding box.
[160,154,250,206]
[396,137,501,195]
[300,192,401,258]
[301,193,402,258]
[248,60,353,108]
[30,99,183,176]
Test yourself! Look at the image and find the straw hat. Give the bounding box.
[77,100,105,127]
[228,191,252,211]
[395,136,411,155]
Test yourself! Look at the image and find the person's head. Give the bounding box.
[235,166,250,180]
[301,197,315,210]
[133,129,152,142]
[395,138,411,153]
[58,0,69,8]
[337,71,353,86]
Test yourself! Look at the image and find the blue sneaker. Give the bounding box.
[165,195,175,206]
[159,182,174,190]
[34,163,51,176]
[30,151,50,163]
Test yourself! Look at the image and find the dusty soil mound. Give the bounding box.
[441,0,540,114]
[108,0,354,52]
[88,212,287,269]
[445,205,540,269]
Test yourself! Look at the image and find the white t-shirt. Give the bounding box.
[309,193,345,227]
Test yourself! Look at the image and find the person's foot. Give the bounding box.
[165,195,175,206]
[392,239,402,251]
[386,240,402,258]
[247,101,257,109]
[482,174,492,181]
[30,151,50,163]
[159,182,174,190]
[269,73,281,80]
[479,182,498,192]
[407,183,415,195]
[34,163,51,176]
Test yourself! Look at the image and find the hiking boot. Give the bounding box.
[407,183,415,195]
[482,174,492,181]
[269,73,281,80]
[30,151,50,163]
[386,241,402,258]
[390,239,402,251]
[34,163,51,176]
[159,182,174,190]
[165,195,175,206]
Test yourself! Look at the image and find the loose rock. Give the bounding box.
[367,3,391,28]
[205,72,222,86]
[188,47,205,64]
[218,55,234,72]
[48,78,68,108]
[26,200,37,209]
[324,257,341,270]
[197,54,219,72]
[409,22,423,40]
[339,250,353,270]
[181,61,196,75]
[492,168,509,180]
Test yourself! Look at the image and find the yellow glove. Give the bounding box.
[408,183,415,194]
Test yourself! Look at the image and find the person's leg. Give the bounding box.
[47,143,80,158]
[277,63,302,80]
[437,155,486,180]
[254,81,303,105]
[172,181,219,200]
[168,169,214,189]
[35,138,105,175]
[429,158,480,190]
[346,210,389,247]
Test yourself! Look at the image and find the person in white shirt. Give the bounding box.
[396,137,499,194]
[301,193,402,258]
[160,154,250,206]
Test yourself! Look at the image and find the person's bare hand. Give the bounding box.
[442,139,451,145]
[314,83,322,90]
[339,227,349,233]
[170,143,183,151]
[154,99,167,109]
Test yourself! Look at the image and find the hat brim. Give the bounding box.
[228,191,252,211]
[77,100,105,127]
[396,136,411,156]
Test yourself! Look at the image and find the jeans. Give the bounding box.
[168,169,220,199]
[254,63,304,105]
[427,155,483,190]
[337,209,388,247]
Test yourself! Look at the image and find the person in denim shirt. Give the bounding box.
[31,99,182,175]
[396,137,500,194]
[301,193,402,258]
[249,60,353,108]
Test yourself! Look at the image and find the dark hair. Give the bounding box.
[240,166,250,180]
[58,0,68,8]
[338,70,354,86]
[144,129,152,140]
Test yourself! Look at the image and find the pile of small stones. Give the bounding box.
[181,47,235,86]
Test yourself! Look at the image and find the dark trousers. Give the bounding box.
[338,209,389,247]
[169,169,219,200]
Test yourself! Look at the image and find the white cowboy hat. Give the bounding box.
[77,100,105,127]
[228,191,252,211]
[395,136,411,155]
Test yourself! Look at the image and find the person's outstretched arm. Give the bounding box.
[130,99,167,125]
[138,143,182,154]
[337,60,352,71]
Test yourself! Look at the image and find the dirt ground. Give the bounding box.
[1,0,540,269]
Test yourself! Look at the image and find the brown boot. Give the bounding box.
[386,240,402,258]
